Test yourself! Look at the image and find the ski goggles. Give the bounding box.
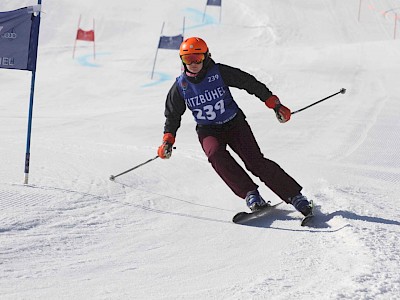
[180,53,205,65]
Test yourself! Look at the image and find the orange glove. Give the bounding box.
[265,95,291,123]
[157,133,175,159]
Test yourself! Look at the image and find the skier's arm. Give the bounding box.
[219,64,291,123]
[163,82,186,136]
[218,64,273,101]
[158,82,186,159]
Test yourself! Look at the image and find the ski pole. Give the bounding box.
[291,88,346,115]
[109,156,159,181]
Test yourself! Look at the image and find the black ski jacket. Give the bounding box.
[163,59,273,136]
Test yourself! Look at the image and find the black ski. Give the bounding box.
[232,202,283,224]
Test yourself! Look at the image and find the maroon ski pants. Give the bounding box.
[197,114,302,202]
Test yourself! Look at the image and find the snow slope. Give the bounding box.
[1,0,400,299]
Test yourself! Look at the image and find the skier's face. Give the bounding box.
[186,61,203,74]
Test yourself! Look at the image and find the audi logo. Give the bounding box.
[1,32,17,39]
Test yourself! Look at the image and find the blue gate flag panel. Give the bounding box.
[0,6,41,71]
[158,35,183,50]
[207,0,221,6]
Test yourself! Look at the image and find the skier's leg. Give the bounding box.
[198,133,258,199]
[228,119,302,202]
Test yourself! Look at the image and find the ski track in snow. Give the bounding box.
[314,185,400,299]
[1,178,399,298]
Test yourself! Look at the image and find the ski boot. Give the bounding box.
[290,193,312,216]
[245,190,269,212]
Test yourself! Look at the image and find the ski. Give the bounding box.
[232,201,283,224]
[300,200,314,226]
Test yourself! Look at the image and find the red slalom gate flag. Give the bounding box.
[72,16,96,59]
[76,28,94,42]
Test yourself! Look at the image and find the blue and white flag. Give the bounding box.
[158,34,183,50]
[207,0,221,6]
[0,5,41,71]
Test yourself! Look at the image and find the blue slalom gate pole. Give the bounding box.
[24,0,42,184]
[24,71,37,184]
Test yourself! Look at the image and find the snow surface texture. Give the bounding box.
[1,0,400,299]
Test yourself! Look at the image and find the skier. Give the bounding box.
[157,37,312,216]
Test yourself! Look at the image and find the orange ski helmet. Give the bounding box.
[179,37,208,56]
